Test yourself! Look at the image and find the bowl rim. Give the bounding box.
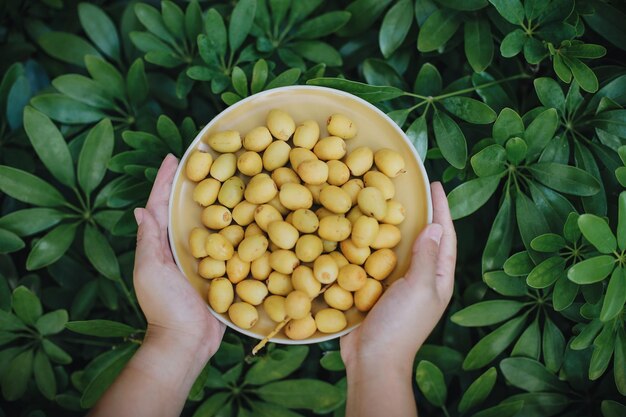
[168,85,433,344]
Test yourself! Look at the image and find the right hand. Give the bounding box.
[340,182,457,368]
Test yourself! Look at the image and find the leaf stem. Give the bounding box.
[117,276,145,327]
[442,405,452,417]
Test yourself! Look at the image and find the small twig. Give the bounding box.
[252,284,332,355]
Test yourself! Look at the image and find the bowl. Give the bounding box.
[168,85,432,345]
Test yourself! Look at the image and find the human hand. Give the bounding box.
[340,182,456,369]
[133,154,225,366]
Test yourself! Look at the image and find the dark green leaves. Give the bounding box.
[448,175,501,219]
[452,300,525,327]
[78,3,120,61]
[35,310,68,335]
[0,166,66,207]
[465,18,493,72]
[417,9,461,52]
[34,349,56,399]
[229,0,257,53]
[245,346,308,385]
[306,78,404,103]
[489,0,524,24]
[463,314,527,370]
[500,357,569,393]
[600,268,626,322]
[12,286,42,325]
[528,162,600,196]
[458,367,497,413]
[433,110,468,169]
[567,256,615,284]
[256,379,342,410]
[78,119,115,196]
[578,214,617,253]
[66,319,139,337]
[23,106,75,187]
[524,109,559,162]
[526,257,565,288]
[1,349,33,400]
[26,223,78,270]
[415,361,447,407]
[84,224,121,281]
[38,32,101,67]
[296,11,351,40]
[379,0,413,58]
[441,97,497,124]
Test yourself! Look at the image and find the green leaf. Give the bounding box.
[231,66,248,97]
[511,318,541,359]
[415,360,447,407]
[452,300,525,327]
[78,3,120,61]
[42,339,72,364]
[528,162,600,197]
[296,11,352,40]
[563,55,598,93]
[185,0,203,44]
[406,115,428,161]
[320,351,345,372]
[524,108,559,162]
[433,110,468,169]
[543,317,565,373]
[500,29,526,57]
[470,401,524,417]
[464,18,493,72]
[245,346,309,385]
[157,115,183,155]
[442,96,497,124]
[1,349,33,400]
[448,175,501,220]
[526,256,565,288]
[489,0,524,24]
[594,110,626,140]
[0,229,24,253]
[127,59,148,106]
[502,392,569,417]
[31,93,105,124]
[162,1,185,40]
[615,329,626,395]
[306,78,404,103]
[251,59,269,94]
[12,286,42,325]
[530,233,566,252]
[567,255,616,284]
[583,0,626,52]
[293,41,342,66]
[553,275,578,311]
[35,310,68,335]
[602,400,626,417]
[563,212,581,243]
[66,319,139,337]
[524,36,546,64]
[617,191,626,250]
[578,214,617,254]
[26,223,78,270]
[483,271,527,297]
[458,367,497,413]
[134,3,176,45]
[52,74,114,109]
[229,0,257,53]
[414,63,442,96]
[34,349,56,400]
[266,68,301,90]
[192,392,230,417]
[84,224,120,281]
[471,144,506,177]
[38,32,101,67]
[81,344,138,407]
[553,53,572,83]
[78,118,114,196]
[463,314,527,370]
[482,191,514,272]
[534,77,565,111]
[257,379,342,410]
[493,108,524,145]
[379,0,413,58]
[504,251,533,276]
[338,0,394,36]
[500,357,568,392]
[571,319,603,350]
[204,10,227,59]
[417,9,461,52]
[589,324,614,380]
[85,56,125,99]
[600,268,626,322]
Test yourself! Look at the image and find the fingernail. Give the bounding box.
[425,224,443,246]
[134,208,143,226]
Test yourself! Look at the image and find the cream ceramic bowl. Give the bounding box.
[168,85,432,344]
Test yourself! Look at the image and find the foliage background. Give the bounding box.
[1,0,626,416]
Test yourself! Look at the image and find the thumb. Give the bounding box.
[134,208,164,265]
[405,223,443,288]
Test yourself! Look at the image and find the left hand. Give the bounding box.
[133,154,225,363]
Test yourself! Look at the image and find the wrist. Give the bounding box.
[343,349,414,381]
